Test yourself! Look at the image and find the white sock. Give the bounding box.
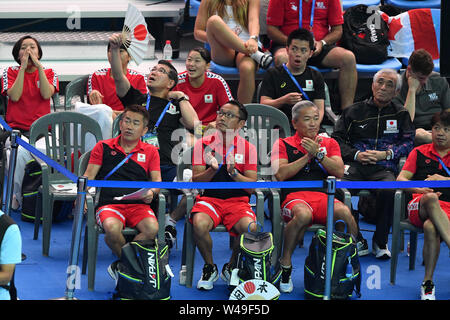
[250,50,264,63]
[165,214,177,227]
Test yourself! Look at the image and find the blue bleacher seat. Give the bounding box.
[355,58,402,73]
[186,0,201,17]
[384,0,441,9]
[209,60,267,75]
[402,57,440,73]
[342,0,380,10]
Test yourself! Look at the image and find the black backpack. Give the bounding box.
[113,239,172,300]
[0,214,18,300]
[342,4,390,64]
[304,228,361,300]
[21,158,73,223]
[230,224,281,288]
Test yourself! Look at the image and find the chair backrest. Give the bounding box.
[112,112,123,138]
[64,74,89,110]
[78,150,91,177]
[29,111,103,180]
[243,103,292,180]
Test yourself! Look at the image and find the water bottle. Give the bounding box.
[346,257,353,279]
[163,40,173,61]
[179,265,186,285]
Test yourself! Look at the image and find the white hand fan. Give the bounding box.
[122,3,150,65]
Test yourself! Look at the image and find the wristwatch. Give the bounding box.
[250,35,258,41]
[230,168,239,178]
[315,151,326,162]
[385,150,392,161]
[177,94,189,102]
[321,39,327,46]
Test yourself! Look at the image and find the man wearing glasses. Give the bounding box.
[108,33,198,207]
[190,100,258,291]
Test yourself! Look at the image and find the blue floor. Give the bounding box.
[11,203,450,301]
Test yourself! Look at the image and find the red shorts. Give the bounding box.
[190,196,256,236]
[407,194,450,227]
[281,191,341,225]
[96,204,156,228]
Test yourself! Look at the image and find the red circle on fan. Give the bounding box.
[133,24,147,41]
[243,281,255,294]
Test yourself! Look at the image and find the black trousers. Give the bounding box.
[337,162,396,247]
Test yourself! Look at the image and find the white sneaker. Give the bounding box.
[279,265,293,293]
[372,242,391,260]
[197,264,219,291]
[421,280,436,300]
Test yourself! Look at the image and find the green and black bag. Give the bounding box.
[231,223,281,288]
[113,239,172,300]
[304,228,361,300]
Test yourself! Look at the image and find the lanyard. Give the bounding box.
[104,152,134,180]
[217,144,236,171]
[145,94,151,111]
[436,155,450,176]
[282,64,311,101]
[299,0,316,31]
[150,99,172,133]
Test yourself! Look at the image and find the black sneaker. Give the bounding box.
[107,260,119,281]
[357,238,369,257]
[220,263,232,284]
[421,280,436,300]
[197,264,219,290]
[279,264,293,293]
[259,53,273,69]
[165,225,177,249]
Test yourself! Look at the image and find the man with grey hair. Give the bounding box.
[271,100,358,293]
[332,68,415,259]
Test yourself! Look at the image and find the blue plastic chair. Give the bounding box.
[384,0,441,9]
[342,0,380,10]
[185,0,201,17]
[355,57,402,73]
[209,60,268,76]
[401,58,440,73]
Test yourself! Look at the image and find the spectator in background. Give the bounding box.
[266,0,357,110]
[1,35,59,211]
[165,47,234,249]
[271,100,357,293]
[0,211,21,300]
[260,28,325,126]
[397,110,450,300]
[174,47,233,133]
[87,41,147,120]
[332,68,415,259]
[194,0,273,104]
[393,49,450,146]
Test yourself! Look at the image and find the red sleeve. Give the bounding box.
[243,142,257,172]
[45,68,59,93]
[2,67,17,94]
[328,0,343,26]
[324,137,341,157]
[132,74,148,95]
[88,141,104,166]
[266,0,284,27]
[402,147,418,174]
[271,138,287,163]
[192,138,207,166]
[147,146,161,172]
[87,72,98,95]
[215,76,233,105]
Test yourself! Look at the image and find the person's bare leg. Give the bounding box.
[321,47,357,109]
[236,55,257,104]
[192,212,215,265]
[422,220,440,281]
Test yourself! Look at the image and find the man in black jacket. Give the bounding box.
[332,68,415,259]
